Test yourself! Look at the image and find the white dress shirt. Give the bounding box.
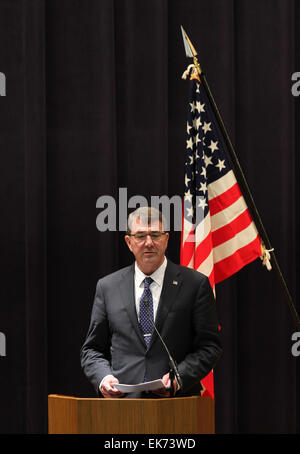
[134,256,167,322]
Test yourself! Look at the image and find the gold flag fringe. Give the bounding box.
[182,64,198,80]
[260,242,273,271]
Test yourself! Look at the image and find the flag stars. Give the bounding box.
[196,101,205,113]
[204,154,213,167]
[194,133,201,146]
[215,159,226,171]
[208,140,218,153]
[183,81,233,232]
[186,137,193,150]
[184,189,193,202]
[198,197,208,210]
[193,117,202,130]
[189,102,196,113]
[187,122,193,134]
[186,206,194,218]
[199,182,207,193]
[202,122,212,134]
[185,174,191,187]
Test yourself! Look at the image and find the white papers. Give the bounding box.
[113,379,165,393]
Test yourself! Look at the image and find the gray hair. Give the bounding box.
[127,206,167,234]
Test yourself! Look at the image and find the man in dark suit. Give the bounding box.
[80,206,222,398]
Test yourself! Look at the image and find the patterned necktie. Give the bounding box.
[139,277,154,348]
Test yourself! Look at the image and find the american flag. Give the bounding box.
[180,74,263,397]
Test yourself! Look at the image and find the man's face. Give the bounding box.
[125,218,169,275]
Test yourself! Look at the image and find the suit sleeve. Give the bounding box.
[177,276,222,393]
[80,280,113,395]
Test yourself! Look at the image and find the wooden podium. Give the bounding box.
[48,394,214,434]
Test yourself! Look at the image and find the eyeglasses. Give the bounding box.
[128,231,167,243]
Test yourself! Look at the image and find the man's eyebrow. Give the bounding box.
[134,230,161,234]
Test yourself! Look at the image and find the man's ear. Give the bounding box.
[164,232,169,248]
[125,235,133,252]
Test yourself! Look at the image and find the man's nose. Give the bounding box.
[144,234,155,246]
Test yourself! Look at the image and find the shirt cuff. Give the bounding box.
[99,374,115,392]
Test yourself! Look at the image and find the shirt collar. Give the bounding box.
[135,256,167,288]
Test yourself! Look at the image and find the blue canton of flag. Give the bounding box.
[184,77,229,225]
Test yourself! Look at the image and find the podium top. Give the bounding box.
[48,393,206,401]
[48,394,214,434]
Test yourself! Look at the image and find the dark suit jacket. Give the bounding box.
[80,259,222,397]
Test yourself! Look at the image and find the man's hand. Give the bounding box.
[100,375,124,398]
[152,372,179,397]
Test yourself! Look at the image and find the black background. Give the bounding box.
[0,0,299,434]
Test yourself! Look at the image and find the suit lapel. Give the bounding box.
[149,260,182,348]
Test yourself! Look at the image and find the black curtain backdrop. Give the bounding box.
[0,0,299,434]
